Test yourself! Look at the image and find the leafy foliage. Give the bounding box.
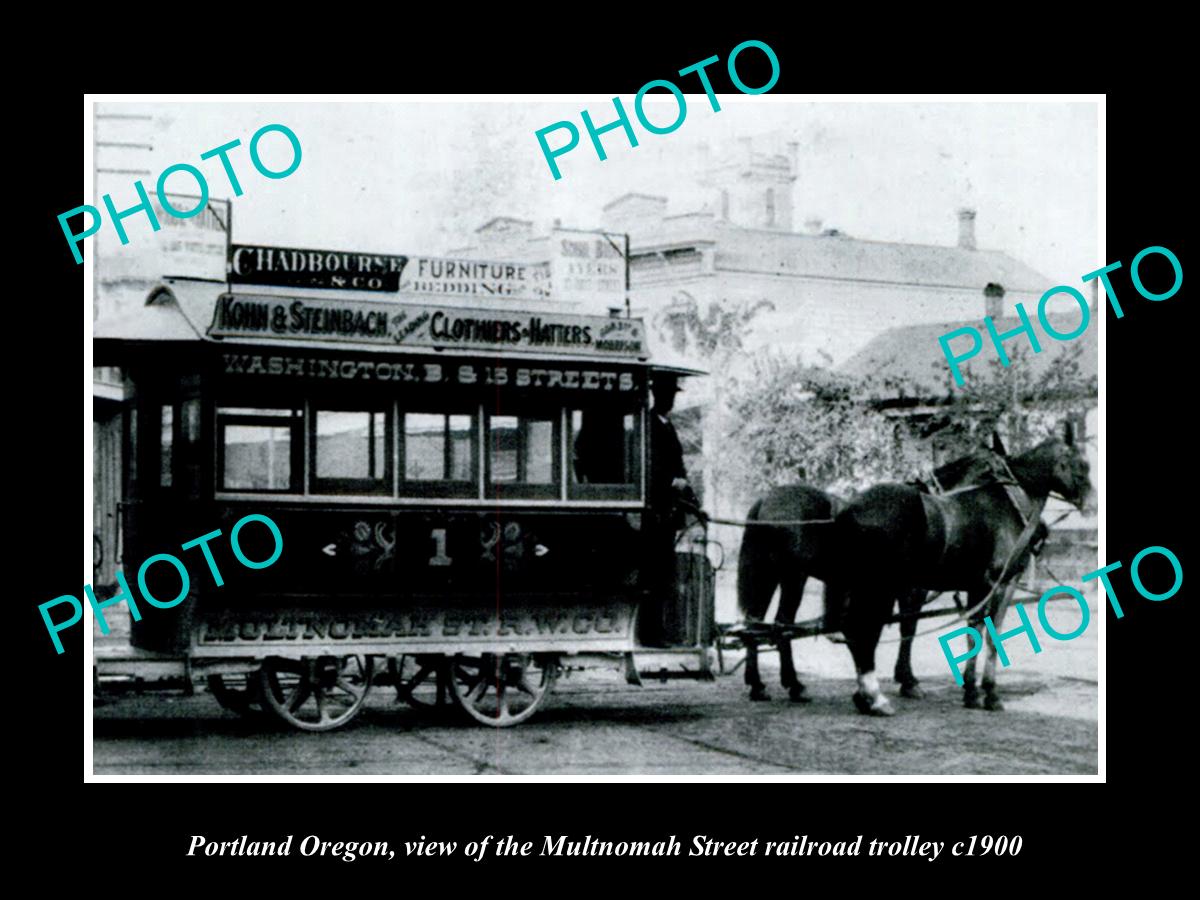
[653,294,1097,511]
[725,358,906,498]
[652,296,775,511]
[724,339,1096,500]
[944,339,1096,454]
[656,297,776,358]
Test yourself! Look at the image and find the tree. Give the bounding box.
[723,338,1097,501]
[652,295,775,513]
[939,339,1096,455]
[725,357,910,499]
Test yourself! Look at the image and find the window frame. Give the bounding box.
[484,408,562,501]
[567,406,644,501]
[216,407,304,494]
[208,382,648,507]
[308,403,394,496]
[398,407,480,499]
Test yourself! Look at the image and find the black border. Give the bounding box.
[23,19,1193,884]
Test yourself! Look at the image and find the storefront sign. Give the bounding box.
[220,353,641,393]
[208,293,647,358]
[398,256,551,301]
[552,229,626,305]
[97,194,229,284]
[230,244,406,291]
[196,605,632,643]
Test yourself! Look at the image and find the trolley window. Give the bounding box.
[401,411,478,498]
[310,407,392,495]
[569,408,641,500]
[486,412,560,499]
[217,407,302,493]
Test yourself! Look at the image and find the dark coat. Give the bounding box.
[649,412,687,512]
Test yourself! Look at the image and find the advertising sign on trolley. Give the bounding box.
[207,292,647,357]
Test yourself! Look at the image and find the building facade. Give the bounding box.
[458,140,1051,369]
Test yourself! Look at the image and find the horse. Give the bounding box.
[833,421,1092,716]
[735,446,1006,703]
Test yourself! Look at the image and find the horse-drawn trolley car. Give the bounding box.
[94,280,715,729]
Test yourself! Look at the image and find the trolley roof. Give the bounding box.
[93,280,706,376]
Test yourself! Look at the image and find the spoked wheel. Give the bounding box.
[207,673,267,718]
[257,655,373,732]
[448,653,558,727]
[390,655,451,712]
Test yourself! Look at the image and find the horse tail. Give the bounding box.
[737,498,777,621]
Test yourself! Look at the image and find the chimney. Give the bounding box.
[786,140,799,177]
[957,207,977,250]
[984,282,1005,319]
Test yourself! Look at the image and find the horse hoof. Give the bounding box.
[869,701,896,718]
[984,695,1005,712]
[900,683,925,700]
[789,685,812,704]
[852,692,873,715]
[963,692,981,709]
[750,688,770,702]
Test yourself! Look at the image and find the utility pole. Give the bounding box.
[624,232,631,318]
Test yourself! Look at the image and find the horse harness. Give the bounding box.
[917,459,1049,625]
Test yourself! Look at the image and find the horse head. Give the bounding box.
[1012,420,1093,509]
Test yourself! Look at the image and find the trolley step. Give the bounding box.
[625,647,714,685]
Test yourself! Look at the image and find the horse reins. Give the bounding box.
[703,514,836,527]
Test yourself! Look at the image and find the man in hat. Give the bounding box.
[641,372,700,646]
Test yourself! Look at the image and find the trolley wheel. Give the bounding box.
[391,655,451,711]
[257,655,373,733]
[448,653,558,727]
[207,673,267,718]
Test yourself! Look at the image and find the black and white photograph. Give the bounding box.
[85,95,1101,777]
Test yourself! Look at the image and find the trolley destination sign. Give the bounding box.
[220,353,642,393]
[196,604,634,645]
[207,292,647,358]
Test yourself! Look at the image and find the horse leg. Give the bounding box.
[982,583,1019,712]
[777,576,810,703]
[737,516,775,703]
[961,589,987,709]
[823,580,848,643]
[744,638,769,702]
[894,589,924,699]
[845,591,894,717]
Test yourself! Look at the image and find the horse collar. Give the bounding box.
[997,457,1045,525]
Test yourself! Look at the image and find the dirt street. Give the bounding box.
[92,583,1098,776]
[93,669,1096,777]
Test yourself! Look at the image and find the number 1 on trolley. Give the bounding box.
[429,527,452,566]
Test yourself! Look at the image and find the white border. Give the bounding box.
[84,92,1105,784]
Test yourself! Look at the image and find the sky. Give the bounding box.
[95,98,1099,287]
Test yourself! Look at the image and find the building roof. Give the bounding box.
[708,226,1052,293]
[839,312,1099,398]
[93,281,210,342]
[474,216,534,233]
[602,193,668,211]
